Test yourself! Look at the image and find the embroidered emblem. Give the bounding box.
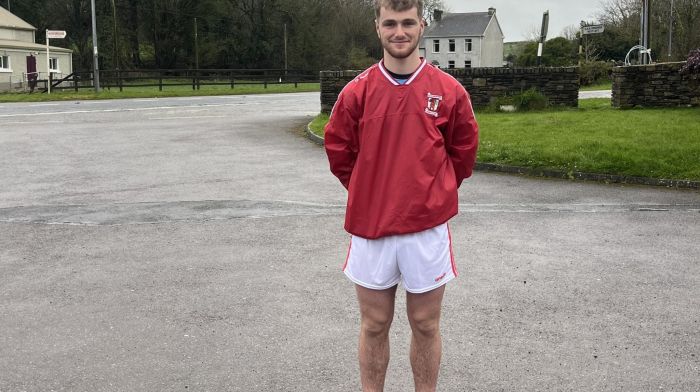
[425,93,442,117]
[434,272,447,282]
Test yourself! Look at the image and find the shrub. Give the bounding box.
[486,89,549,112]
[579,61,612,86]
[680,48,700,74]
[513,88,548,111]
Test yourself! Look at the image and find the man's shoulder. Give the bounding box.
[424,64,463,86]
[345,64,379,89]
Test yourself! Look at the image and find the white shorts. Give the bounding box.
[343,223,457,294]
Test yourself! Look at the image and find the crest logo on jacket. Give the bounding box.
[425,93,443,117]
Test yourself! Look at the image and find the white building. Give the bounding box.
[420,8,504,69]
[0,6,73,91]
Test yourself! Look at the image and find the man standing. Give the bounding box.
[324,1,479,391]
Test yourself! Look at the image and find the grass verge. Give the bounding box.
[580,81,613,91]
[0,83,320,103]
[310,99,700,181]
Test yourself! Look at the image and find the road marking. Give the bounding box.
[148,115,229,120]
[0,102,261,118]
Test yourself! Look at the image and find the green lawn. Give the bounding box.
[310,99,700,181]
[0,82,320,103]
[580,81,613,91]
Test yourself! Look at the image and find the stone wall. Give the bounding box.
[320,66,579,113]
[612,62,699,108]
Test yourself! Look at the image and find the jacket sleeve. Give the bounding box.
[324,90,359,190]
[445,88,479,188]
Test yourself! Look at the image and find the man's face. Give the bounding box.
[376,6,424,60]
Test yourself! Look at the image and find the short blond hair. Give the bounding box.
[374,0,423,19]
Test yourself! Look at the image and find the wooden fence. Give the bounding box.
[45,69,319,92]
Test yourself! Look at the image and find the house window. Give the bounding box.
[465,60,472,68]
[0,55,10,71]
[433,39,440,53]
[49,57,59,72]
[465,38,473,52]
[448,39,456,52]
[448,60,455,69]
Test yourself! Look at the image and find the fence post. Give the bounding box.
[192,70,196,90]
[118,70,123,92]
[230,71,234,89]
[159,73,163,91]
[264,80,267,89]
[74,73,79,92]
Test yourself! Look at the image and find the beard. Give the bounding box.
[382,37,420,59]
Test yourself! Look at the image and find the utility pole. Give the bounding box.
[194,17,199,70]
[90,0,101,92]
[668,0,674,59]
[7,0,10,12]
[284,23,288,78]
[640,0,650,64]
[111,0,119,70]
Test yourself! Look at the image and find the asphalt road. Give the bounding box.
[1,93,699,391]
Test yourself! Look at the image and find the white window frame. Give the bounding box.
[432,39,440,53]
[448,60,455,69]
[465,60,472,68]
[465,38,473,53]
[0,55,11,72]
[448,39,456,53]
[49,57,60,72]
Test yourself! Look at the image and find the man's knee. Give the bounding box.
[361,313,393,337]
[407,310,440,338]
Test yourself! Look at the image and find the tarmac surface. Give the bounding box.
[1,92,699,391]
[578,90,612,100]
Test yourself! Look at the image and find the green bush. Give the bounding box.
[486,89,549,112]
[579,61,612,86]
[513,88,548,111]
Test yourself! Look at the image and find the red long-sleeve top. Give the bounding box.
[325,60,479,239]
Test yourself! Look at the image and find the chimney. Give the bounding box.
[434,9,443,22]
[488,7,496,16]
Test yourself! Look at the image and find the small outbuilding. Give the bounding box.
[0,6,73,92]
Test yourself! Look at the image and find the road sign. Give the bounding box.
[47,30,67,39]
[582,25,604,35]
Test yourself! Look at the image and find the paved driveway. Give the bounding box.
[1,93,698,391]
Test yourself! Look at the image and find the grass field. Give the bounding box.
[310,99,700,181]
[0,82,320,103]
[580,81,613,91]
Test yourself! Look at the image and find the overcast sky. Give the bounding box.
[441,0,604,41]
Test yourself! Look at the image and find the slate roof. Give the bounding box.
[424,12,493,37]
[0,6,36,31]
[0,38,71,52]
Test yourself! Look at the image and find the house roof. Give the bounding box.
[0,6,36,31]
[0,38,72,52]
[424,12,493,37]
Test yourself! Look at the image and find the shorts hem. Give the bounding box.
[403,273,456,294]
[344,270,401,291]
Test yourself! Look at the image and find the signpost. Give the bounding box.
[582,24,605,35]
[45,30,67,94]
[537,11,549,66]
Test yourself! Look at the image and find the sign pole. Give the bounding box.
[537,11,549,66]
[46,30,51,94]
[90,0,101,92]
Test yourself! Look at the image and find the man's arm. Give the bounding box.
[324,92,359,190]
[445,88,479,188]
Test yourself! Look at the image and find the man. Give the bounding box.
[324,0,479,391]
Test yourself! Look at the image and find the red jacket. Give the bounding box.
[325,59,479,239]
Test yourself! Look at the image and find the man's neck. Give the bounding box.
[382,51,422,75]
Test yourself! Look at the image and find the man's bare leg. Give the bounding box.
[406,285,446,392]
[356,284,398,392]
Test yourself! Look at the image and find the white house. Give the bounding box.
[420,8,504,69]
[0,6,72,91]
